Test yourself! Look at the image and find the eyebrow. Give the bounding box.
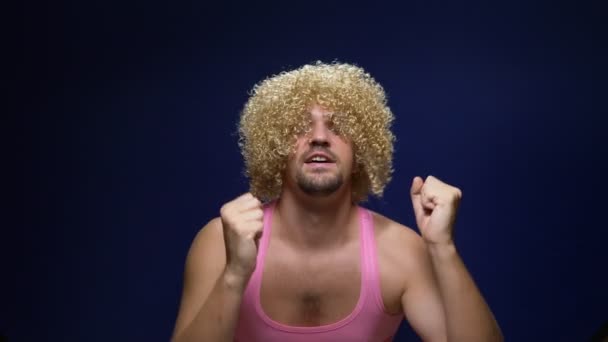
[322,112,334,120]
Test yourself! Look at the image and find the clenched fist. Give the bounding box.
[410,175,462,246]
[220,193,264,281]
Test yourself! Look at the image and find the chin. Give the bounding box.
[297,177,344,196]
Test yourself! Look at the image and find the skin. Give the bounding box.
[171,104,503,342]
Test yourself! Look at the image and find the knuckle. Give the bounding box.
[220,204,229,217]
[455,188,462,199]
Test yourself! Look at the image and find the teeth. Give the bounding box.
[311,156,327,162]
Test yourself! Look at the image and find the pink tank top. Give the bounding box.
[234,202,404,341]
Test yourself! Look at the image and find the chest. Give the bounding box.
[259,237,403,327]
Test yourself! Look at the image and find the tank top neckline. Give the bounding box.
[252,201,371,333]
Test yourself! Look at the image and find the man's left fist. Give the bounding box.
[410,175,462,245]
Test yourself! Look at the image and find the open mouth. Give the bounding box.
[304,152,334,163]
[305,156,332,163]
[304,153,335,167]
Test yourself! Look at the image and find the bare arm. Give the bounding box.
[171,218,247,342]
[172,194,263,341]
[407,175,503,341]
[401,234,502,342]
[427,242,503,342]
[401,235,448,342]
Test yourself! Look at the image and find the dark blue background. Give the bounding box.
[11,1,605,341]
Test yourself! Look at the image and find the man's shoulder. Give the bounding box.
[367,209,421,244]
[195,216,223,239]
[188,217,224,258]
[366,209,428,264]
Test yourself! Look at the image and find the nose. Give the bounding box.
[308,120,330,147]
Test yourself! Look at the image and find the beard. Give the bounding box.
[295,167,344,196]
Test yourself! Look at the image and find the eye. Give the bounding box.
[293,120,312,137]
[327,120,340,135]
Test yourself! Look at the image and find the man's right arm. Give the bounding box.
[171,217,248,342]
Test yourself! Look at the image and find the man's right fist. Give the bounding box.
[220,193,264,281]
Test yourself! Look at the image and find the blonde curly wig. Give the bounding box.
[238,61,395,203]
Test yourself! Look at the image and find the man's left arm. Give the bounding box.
[410,175,503,342]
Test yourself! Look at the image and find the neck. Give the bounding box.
[274,186,358,251]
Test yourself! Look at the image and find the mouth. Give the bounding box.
[304,152,335,164]
[304,152,335,166]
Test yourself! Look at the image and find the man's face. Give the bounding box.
[284,104,354,197]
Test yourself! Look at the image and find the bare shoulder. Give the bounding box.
[370,211,426,253]
[191,216,223,246]
[368,210,429,278]
[172,217,226,338]
[187,217,225,268]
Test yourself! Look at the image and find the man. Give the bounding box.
[171,62,503,341]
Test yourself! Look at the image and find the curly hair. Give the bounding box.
[238,61,395,203]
